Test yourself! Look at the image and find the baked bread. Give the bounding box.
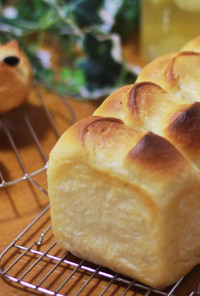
[94,81,200,170]
[47,36,200,289]
[0,40,32,113]
[136,36,200,103]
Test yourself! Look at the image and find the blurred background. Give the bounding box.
[0,0,199,101]
[142,0,200,62]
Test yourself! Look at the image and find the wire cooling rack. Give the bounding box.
[0,84,200,296]
[0,83,75,188]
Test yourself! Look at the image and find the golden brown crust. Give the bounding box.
[165,51,200,87]
[126,132,183,174]
[166,102,200,154]
[127,81,169,120]
[136,51,200,103]
[0,40,32,113]
[81,116,124,141]
[77,115,146,167]
[82,117,186,177]
[94,80,200,170]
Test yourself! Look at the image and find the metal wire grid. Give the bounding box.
[0,83,75,189]
[0,85,200,296]
[0,203,186,296]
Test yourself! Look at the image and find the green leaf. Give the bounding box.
[70,0,104,27]
[60,68,73,80]
[0,0,140,100]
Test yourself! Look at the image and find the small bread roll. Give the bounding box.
[0,40,32,113]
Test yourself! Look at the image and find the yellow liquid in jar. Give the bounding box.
[141,0,200,62]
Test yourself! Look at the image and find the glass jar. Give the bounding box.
[140,0,200,62]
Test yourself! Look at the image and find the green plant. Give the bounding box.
[0,0,140,99]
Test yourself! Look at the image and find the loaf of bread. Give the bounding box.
[47,36,200,289]
[0,40,32,113]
